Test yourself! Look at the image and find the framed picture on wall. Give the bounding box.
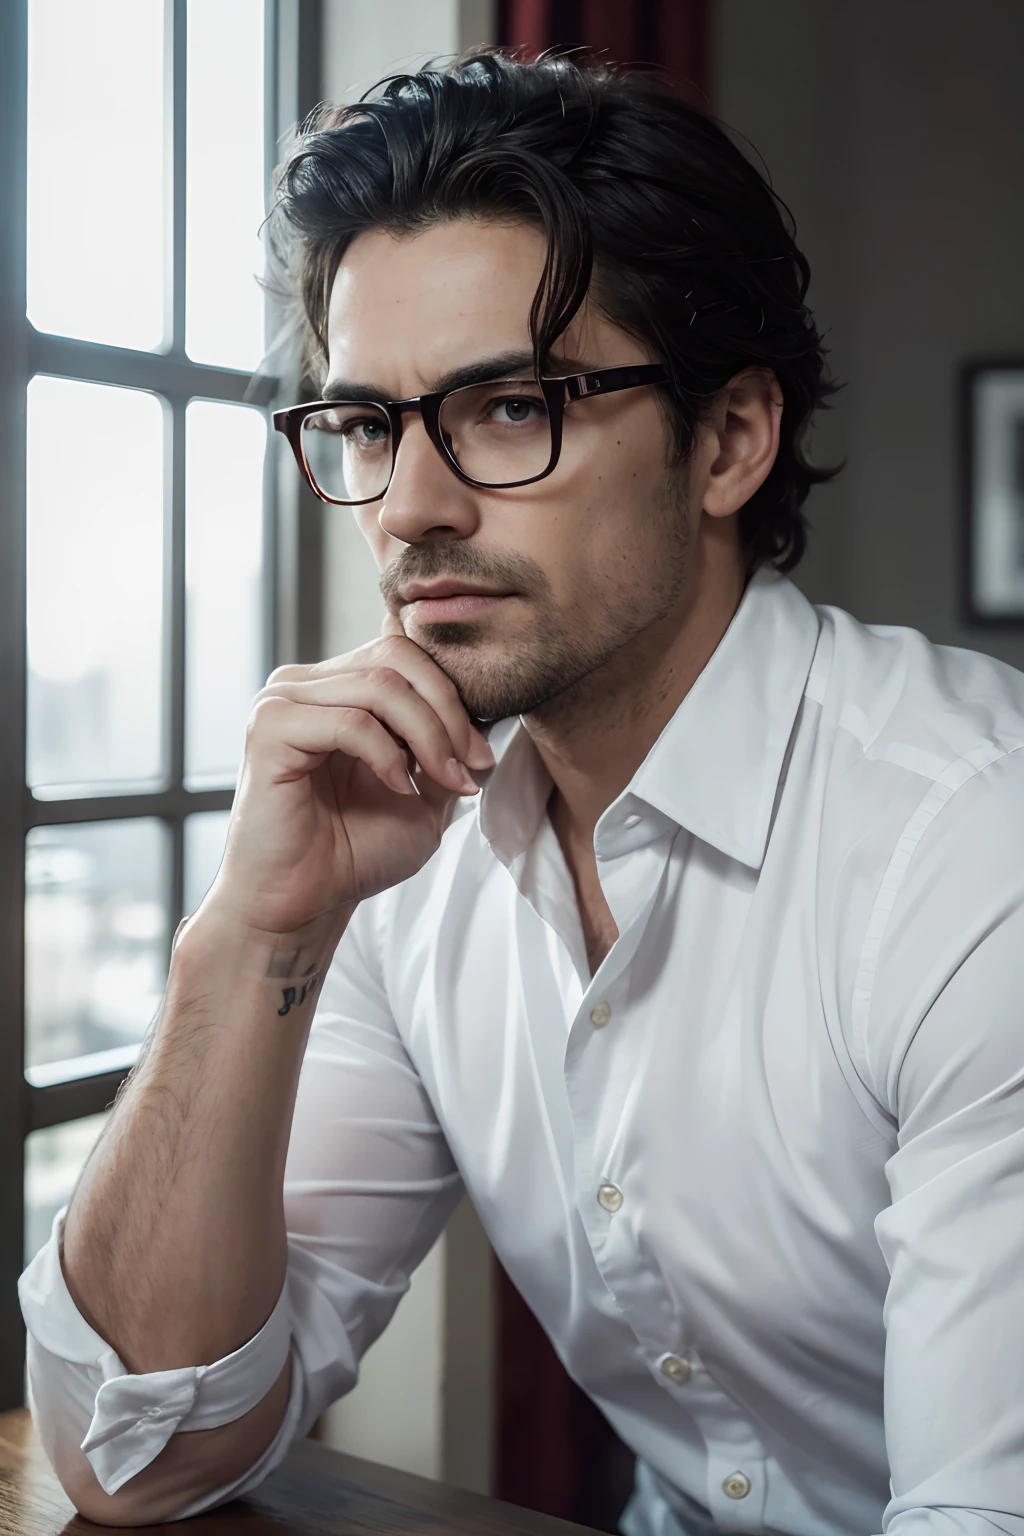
[961,359,1024,623]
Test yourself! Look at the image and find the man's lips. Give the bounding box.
[399,581,516,624]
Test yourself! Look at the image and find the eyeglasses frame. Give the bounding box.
[272,362,670,505]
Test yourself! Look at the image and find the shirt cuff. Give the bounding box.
[19,1206,292,1496]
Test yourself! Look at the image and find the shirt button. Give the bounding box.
[589,1000,612,1028]
[624,813,641,829]
[722,1472,751,1500]
[659,1354,691,1385]
[597,1182,623,1212]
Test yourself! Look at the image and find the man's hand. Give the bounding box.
[204,623,495,940]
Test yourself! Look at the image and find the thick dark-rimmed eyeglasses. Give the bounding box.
[272,363,669,506]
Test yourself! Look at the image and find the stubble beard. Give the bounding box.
[382,475,693,724]
[414,598,613,721]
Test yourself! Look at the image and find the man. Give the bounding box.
[21,48,1024,1535]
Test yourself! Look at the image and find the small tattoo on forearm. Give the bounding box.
[277,969,324,1016]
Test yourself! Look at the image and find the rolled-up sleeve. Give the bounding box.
[20,897,463,1516]
[21,1220,293,1500]
[865,750,1024,1534]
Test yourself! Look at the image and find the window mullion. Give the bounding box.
[26,330,274,404]
[26,787,235,830]
[167,398,187,939]
[28,1070,136,1137]
[0,0,29,1413]
[270,0,324,668]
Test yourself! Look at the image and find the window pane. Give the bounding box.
[25,820,170,1073]
[27,0,164,349]
[26,377,165,794]
[184,810,232,918]
[185,402,266,788]
[25,1114,108,1270]
[186,0,266,368]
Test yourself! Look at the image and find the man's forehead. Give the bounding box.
[325,221,545,391]
[328,221,545,326]
[324,220,615,396]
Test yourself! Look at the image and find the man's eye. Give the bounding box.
[489,396,542,424]
[343,418,389,445]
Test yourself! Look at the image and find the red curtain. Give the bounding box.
[496,1264,637,1528]
[489,11,711,1523]
[496,0,710,106]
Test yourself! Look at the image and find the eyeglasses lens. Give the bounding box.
[438,380,552,487]
[301,403,393,504]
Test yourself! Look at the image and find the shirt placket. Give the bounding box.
[565,815,769,1535]
[565,822,689,1344]
[564,813,674,1263]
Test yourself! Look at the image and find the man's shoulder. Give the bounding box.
[814,600,1024,785]
[807,608,1024,1110]
[808,604,1024,972]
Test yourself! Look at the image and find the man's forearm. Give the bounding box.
[32,610,483,1522]
[61,902,352,1374]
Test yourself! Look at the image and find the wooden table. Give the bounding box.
[0,1410,599,1535]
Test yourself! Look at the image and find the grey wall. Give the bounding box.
[715,0,1024,670]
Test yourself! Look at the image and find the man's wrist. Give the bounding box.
[170,898,355,994]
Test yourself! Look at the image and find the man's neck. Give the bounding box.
[525,550,750,847]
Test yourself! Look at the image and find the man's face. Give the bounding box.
[325,218,708,721]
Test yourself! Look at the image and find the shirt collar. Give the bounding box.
[627,567,821,868]
[479,567,822,872]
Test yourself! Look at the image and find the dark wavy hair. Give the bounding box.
[269,48,839,574]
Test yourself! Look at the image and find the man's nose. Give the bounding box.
[377,416,479,543]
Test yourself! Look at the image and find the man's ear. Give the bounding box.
[701,368,783,520]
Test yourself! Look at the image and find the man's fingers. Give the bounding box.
[272,637,494,773]
[248,683,479,798]
[246,696,416,796]
[246,695,473,801]
[367,636,494,770]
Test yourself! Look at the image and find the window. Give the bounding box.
[0,0,321,1405]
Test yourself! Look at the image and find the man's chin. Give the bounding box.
[431,658,589,725]
[405,610,602,723]
[410,625,519,720]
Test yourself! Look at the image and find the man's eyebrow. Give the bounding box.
[430,351,537,395]
[320,378,392,405]
[320,349,597,404]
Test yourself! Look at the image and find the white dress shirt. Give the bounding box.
[20,566,1024,1534]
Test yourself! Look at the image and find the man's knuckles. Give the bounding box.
[246,693,291,742]
[362,664,410,697]
[265,662,309,686]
